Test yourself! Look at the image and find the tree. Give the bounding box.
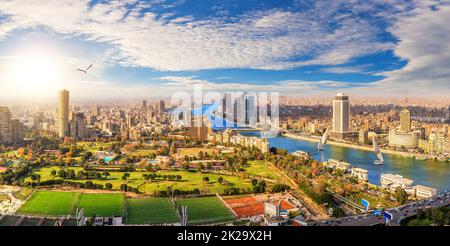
[332,207,346,218]
[393,187,408,205]
[251,179,258,186]
[120,183,128,191]
[202,177,210,182]
[218,176,224,184]
[105,183,113,190]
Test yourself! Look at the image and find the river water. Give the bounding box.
[240,132,450,192]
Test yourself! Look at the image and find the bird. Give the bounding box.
[76,64,93,74]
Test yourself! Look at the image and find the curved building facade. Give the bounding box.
[388,130,419,149]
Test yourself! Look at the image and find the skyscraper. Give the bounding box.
[332,93,350,138]
[0,107,12,144]
[58,89,70,138]
[159,100,165,113]
[92,104,100,117]
[11,119,25,143]
[400,108,411,133]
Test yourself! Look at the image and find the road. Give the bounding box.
[308,192,450,226]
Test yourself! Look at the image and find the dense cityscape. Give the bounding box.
[0,89,449,227]
[0,1,449,240]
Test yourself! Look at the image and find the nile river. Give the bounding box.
[240,132,450,192]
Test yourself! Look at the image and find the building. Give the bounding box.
[158,100,165,113]
[332,93,350,139]
[325,159,352,173]
[400,108,411,133]
[264,202,281,217]
[11,119,25,143]
[413,185,438,199]
[69,112,87,139]
[92,105,100,117]
[142,100,147,108]
[380,173,414,190]
[187,116,212,141]
[359,129,369,145]
[0,107,12,143]
[351,167,368,181]
[244,93,257,126]
[388,130,419,149]
[58,89,70,137]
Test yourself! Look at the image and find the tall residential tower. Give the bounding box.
[58,89,70,138]
[0,107,12,144]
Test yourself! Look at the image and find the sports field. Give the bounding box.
[18,191,124,217]
[76,193,124,217]
[17,191,76,216]
[126,198,178,224]
[176,196,234,224]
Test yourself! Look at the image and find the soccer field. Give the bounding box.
[17,191,76,216]
[125,198,178,225]
[176,196,235,224]
[76,193,124,217]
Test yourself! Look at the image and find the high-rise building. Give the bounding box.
[69,112,86,139]
[0,107,12,144]
[400,108,411,133]
[11,119,25,143]
[58,90,70,138]
[92,105,100,117]
[332,93,350,138]
[159,100,165,113]
[142,100,147,108]
[244,93,257,126]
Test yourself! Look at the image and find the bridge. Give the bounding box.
[308,192,450,226]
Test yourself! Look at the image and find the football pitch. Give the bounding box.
[125,198,179,225]
[76,193,124,217]
[176,196,235,224]
[18,191,124,217]
[17,191,76,216]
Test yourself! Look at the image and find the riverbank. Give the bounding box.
[282,133,418,158]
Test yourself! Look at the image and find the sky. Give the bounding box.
[0,0,449,100]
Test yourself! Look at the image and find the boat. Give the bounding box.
[416,155,427,161]
[373,137,384,165]
[317,128,328,151]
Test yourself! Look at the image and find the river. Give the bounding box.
[240,132,450,192]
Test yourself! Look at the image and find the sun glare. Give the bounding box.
[4,51,65,97]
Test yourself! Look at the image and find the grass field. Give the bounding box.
[176,196,234,224]
[17,191,124,217]
[126,198,178,224]
[245,160,284,182]
[127,149,158,157]
[177,148,217,156]
[29,167,253,195]
[76,193,124,217]
[18,191,76,216]
[0,193,8,203]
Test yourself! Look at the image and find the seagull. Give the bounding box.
[76,64,93,74]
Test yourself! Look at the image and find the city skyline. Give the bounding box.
[0,0,449,99]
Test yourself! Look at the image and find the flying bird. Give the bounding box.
[76,64,93,74]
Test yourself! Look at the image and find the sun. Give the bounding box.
[3,50,65,97]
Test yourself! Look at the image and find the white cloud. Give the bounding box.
[0,0,398,71]
[374,3,450,95]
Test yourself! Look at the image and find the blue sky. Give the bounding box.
[0,0,449,99]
